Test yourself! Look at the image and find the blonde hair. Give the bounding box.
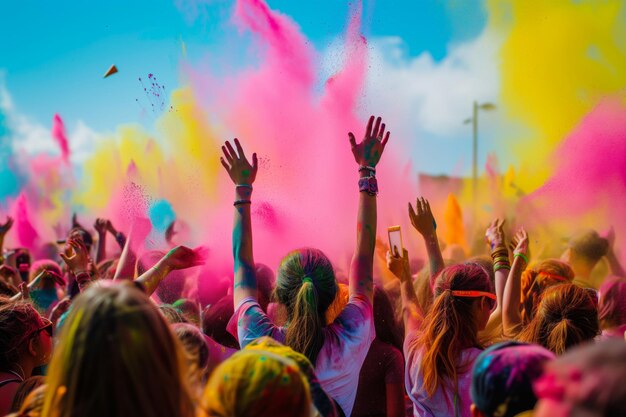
[41,282,195,417]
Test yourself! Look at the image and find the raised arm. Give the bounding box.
[348,116,390,302]
[387,248,423,334]
[94,218,109,264]
[604,227,625,278]
[220,138,258,308]
[0,216,14,266]
[502,228,528,333]
[408,197,443,290]
[485,219,509,325]
[113,218,150,281]
[135,246,206,296]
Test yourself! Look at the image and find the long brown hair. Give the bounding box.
[274,248,337,365]
[518,284,599,355]
[414,263,493,398]
[520,259,574,325]
[41,281,195,417]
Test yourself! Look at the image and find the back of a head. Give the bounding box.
[471,342,555,417]
[568,229,608,265]
[598,275,626,331]
[244,337,338,417]
[373,286,402,351]
[172,322,210,372]
[255,263,275,310]
[172,299,201,326]
[534,339,626,417]
[29,260,63,289]
[0,301,42,369]
[417,263,493,397]
[518,284,599,355]
[275,248,337,364]
[42,282,194,417]
[202,295,239,349]
[201,344,312,417]
[521,259,575,325]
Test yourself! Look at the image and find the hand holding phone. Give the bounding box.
[388,226,403,257]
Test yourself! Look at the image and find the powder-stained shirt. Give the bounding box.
[230,294,375,416]
[404,331,481,417]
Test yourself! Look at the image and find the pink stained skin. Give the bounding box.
[52,113,70,164]
[521,99,626,260]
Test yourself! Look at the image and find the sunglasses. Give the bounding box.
[31,317,53,338]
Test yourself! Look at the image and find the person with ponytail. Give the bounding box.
[517,284,599,355]
[220,116,389,416]
[519,260,574,327]
[388,251,496,417]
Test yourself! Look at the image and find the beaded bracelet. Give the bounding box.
[234,200,252,206]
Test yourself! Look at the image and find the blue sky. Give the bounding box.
[0,0,487,133]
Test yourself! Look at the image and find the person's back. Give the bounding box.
[41,281,195,417]
[403,264,496,417]
[221,117,389,415]
[352,287,405,417]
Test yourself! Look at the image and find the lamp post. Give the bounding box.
[463,101,496,202]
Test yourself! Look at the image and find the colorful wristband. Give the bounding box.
[514,253,529,264]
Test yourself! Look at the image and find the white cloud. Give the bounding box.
[364,30,501,139]
[0,80,100,165]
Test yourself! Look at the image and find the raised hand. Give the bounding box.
[409,197,436,236]
[0,216,14,237]
[511,228,529,258]
[485,219,506,250]
[220,138,258,186]
[349,115,390,168]
[386,247,411,282]
[94,218,110,235]
[162,246,208,271]
[60,238,91,273]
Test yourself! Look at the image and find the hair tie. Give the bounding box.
[302,277,313,285]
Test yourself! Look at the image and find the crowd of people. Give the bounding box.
[0,116,625,417]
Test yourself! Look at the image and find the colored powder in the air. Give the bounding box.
[442,194,467,254]
[12,192,39,249]
[522,99,626,260]
[149,199,176,232]
[51,113,70,164]
[487,0,626,191]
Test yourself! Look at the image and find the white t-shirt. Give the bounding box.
[230,294,375,416]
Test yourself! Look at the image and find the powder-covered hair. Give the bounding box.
[520,259,574,325]
[42,281,194,417]
[415,263,493,399]
[274,248,337,365]
[201,340,311,417]
[518,284,599,355]
[598,276,626,330]
[29,260,63,290]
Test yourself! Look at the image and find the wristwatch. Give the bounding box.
[358,176,378,196]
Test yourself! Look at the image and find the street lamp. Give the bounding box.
[463,101,496,201]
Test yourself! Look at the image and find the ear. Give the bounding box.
[28,336,38,357]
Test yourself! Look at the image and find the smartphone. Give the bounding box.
[388,226,403,256]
